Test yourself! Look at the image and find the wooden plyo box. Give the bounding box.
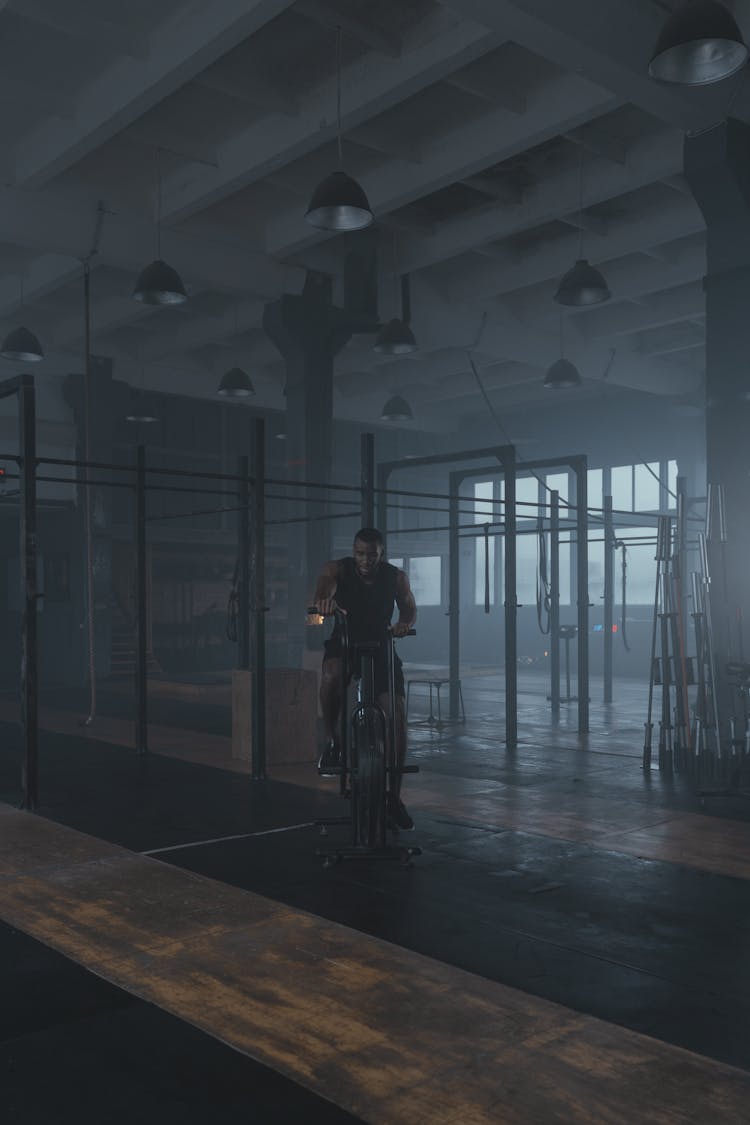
[231,668,317,764]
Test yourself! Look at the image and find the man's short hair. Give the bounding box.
[353,527,384,547]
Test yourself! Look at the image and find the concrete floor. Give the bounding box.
[1,670,749,1121]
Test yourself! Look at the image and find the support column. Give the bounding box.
[685,119,750,732]
[263,273,351,667]
[603,495,614,705]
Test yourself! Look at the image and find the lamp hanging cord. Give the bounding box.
[536,516,550,635]
[336,26,343,167]
[79,201,109,728]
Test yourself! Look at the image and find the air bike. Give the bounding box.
[306,606,421,866]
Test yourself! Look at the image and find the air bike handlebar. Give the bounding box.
[306,606,416,636]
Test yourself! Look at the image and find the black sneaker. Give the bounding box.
[317,740,343,777]
[387,794,414,832]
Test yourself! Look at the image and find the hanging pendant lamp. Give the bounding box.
[649,0,747,85]
[218,366,255,397]
[554,149,610,308]
[544,315,581,389]
[133,149,188,305]
[1,275,45,362]
[380,394,413,421]
[554,259,611,307]
[374,273,418,354]
[305,27,373,232]
[543,358,582,389]
[0,324,44,362]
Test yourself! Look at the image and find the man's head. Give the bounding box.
[353,527,384,579]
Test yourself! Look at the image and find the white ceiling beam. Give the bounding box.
[573,284,705,340]
[48,296,165,351]
[443,70,526,114]
[440,0,736,132]
[160,11,507,224]
[377,127,683,279]
[443,195,704,302]
[13,0,298,188]
[460,174,525,206]
[0,253,83,318]
[0,184,303,299]
[561,126,626,166]
[9,0,150,60]
[266,75,620,257]
[348,122,423,164]
[503,241,706,327]
[0,73,76,120]
[123,122,219,168]
[137,299,266,361]
[294,0,402,57]
[193,70,299,117]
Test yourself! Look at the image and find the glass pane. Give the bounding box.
[611,465,632,511]
[615,527,657,604]
[587,468,602,515]
[668,459,678,507]
[475,535,495,606]
[388,558,404,569]
[474,480,494,523]
[409,556,441,606]
[546,472,568,507]
[516,531,537,605]
[515,476,538,523]
[559,542,571,606]
[588,535,605,601]
[634,462,660,512]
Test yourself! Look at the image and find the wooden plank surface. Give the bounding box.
[1,804,749,1124]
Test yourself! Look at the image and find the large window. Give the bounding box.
[389,555,442,606]
[615,527,657,604]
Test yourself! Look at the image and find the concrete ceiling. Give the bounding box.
[0,0,738,433]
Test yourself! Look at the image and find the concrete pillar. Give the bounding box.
[685,119,750,723]
[263,272,351,665]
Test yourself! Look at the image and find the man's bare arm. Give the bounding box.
[313,560,342,615]
[392,569,417,637]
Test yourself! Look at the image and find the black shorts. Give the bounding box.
[323,636,405,698]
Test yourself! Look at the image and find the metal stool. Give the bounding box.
[406,678,465,730]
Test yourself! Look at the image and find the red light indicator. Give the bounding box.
[612,624,618,632]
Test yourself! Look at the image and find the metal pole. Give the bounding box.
[550,490,560,717]
[19,376,38,809]
[376,463,389,537]
[448,470,461,720]
[575,458,589,734]
[603,494,614,705]
[360,432,375,528]
[237,455,250,671]
[135,445,148,755]
[503,448,517,749]
[250,419,266,781]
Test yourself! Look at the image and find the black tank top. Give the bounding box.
[333,557,399,644]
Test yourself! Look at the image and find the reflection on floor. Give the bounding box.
[1,669,750,1121]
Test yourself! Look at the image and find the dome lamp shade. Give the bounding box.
[380,394,414,421]
[649,0,747,85]
[133,259,187,306]
[544,358,582,389]
[0,325,44,362]
[305,170,373,232]
[217,367,255,398]
[554,259,611,307]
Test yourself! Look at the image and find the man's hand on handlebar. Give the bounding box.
[314,597,346,618]
[391,621,415,638]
